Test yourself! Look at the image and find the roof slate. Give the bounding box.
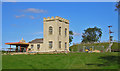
[29,38,43,43]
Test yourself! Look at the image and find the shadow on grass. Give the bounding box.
[86,55,120,67]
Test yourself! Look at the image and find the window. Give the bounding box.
[65,42,67,49]
[49,26,53,35]
[59,41,61,48]
[49,41,53,49]
[31,45,33,49]
[28,48,31,51]
[37,44,40,50]
[59,20,62,22]
[65,28,67,37]
[59,27,61,35]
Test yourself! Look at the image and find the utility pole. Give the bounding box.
[108,26,113,52]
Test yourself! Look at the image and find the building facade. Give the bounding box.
[43,16,69,52]
[28,16,69,52]
[5,16,69,52]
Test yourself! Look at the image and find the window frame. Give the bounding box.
[59,27,61,35]
[37,44,40,50]
[49,26,53,35]
[49,41,53,49]
[31,45,33,49]
[65,28,67,37]
[59,41,61,48]
[65,42,67,50]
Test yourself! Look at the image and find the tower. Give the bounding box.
[43,16,69,52]
[19,38,25,43]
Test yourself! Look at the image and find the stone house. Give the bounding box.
[28,16,69,52]
[5,16,69,52]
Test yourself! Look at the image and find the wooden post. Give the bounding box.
[10,45,11,52]
[16,45,18,52]
[15,45,17,52]
[20,45,21,52]
[26,48,27,52]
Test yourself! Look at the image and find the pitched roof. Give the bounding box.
[29,38,43,43]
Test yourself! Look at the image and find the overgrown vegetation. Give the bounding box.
[69,30,74,44]
[115,2,120,11]
[70,42,119,52]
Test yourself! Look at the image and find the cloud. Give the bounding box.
[32,32,43,35]
[73,32,81,36]
[15,14,25,18]
[21,8,47,13]
[3,0,16,2]
[29,15,41,19]
[29,16,35,19]
[15,15,40,19]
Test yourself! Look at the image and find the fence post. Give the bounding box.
[83,46,85,52]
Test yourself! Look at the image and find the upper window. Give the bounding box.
[49,41,53,49]
[49,26,53,35]
[59,27,61,35]
[31,45,33,49]
[65,28,67,37]
[37,44,40,50]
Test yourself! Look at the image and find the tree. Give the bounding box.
[115,2,120,11]
[69,31,73,44]
[82,27,102,43]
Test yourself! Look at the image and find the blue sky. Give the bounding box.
[2,2,118,48]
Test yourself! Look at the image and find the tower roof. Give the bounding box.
[43,16,69,24]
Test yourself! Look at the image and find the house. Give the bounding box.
[5,16,69,52]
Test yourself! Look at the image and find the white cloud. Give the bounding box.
[29,15,40,19]
[73,32,81,36]
[21,8,47,13]
[32,32,43,35]
[15,15,40,19]
[29,15,35,19]
[3,0,16,2]
[15,14,25,18]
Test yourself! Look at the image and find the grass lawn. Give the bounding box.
[2,52,119,69]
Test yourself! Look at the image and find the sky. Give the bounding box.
[2,2,118,48]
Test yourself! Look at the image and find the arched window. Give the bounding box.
[49,26,53,35]
[59,27,61,35]
[65,28,67,37]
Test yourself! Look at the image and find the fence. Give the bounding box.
[71,45,105,53]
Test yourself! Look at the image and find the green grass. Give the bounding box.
[2,52,119,69]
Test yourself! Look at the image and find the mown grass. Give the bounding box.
[2,52,119,69]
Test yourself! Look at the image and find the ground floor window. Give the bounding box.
[31,45,33,49]
[28,48,31,51]
[37,44,40,50]
[59,41,61,48]
[65,42,67,50]
[49,41,53,49]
